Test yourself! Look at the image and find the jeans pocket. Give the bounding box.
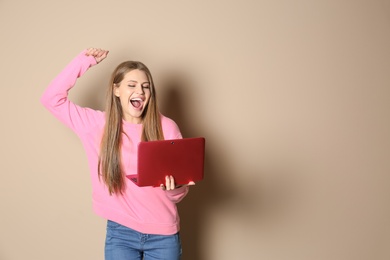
[107,220,122,229]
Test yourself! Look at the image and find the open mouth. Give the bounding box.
[130,98,144,109]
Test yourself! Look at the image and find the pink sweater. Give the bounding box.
[41,51,189,235]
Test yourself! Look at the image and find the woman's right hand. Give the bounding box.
[85,47,109,64]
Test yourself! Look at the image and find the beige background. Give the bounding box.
[1,0,390,259]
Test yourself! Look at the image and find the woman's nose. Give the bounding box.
[135,85,144,94]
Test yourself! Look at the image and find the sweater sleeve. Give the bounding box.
[165,186,190,203]
[40,50,103,135]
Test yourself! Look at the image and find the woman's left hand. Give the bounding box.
[160,175,195,190]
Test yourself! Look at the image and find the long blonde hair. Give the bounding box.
[98,61,164,195]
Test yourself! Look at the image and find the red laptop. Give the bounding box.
[126,137,205,187]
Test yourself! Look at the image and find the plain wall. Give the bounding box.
[1,0,389,259]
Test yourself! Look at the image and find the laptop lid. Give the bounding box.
[126,137,205,187]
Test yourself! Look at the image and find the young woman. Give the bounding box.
[41,48,193,260]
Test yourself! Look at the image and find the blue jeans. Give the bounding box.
[105,220,182,260]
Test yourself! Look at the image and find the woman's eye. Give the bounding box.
[142,85,150,89]
[128,85,136,88]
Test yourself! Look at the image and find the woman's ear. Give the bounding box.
[113,84,120,97]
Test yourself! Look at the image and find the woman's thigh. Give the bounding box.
[104,220,182,260]
[104,220,143,260]
[143,232,182,260]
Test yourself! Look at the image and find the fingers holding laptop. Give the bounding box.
[160,175,195,190]
[163,176,175,190]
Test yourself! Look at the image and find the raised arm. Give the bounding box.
[40,48,109,135]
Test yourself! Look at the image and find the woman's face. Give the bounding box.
[114,69,151,124]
